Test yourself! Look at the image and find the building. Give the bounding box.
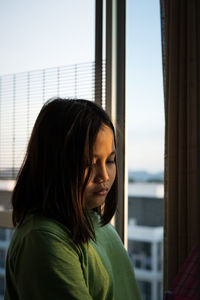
[0,181,13,299]
[0,228,12,300]
[128,182,164,300]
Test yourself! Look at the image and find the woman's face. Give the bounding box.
[84,125,116,209]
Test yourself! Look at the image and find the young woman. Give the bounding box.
[5,98,141,300]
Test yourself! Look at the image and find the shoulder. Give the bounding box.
[97,220,123,244]
[6,215,94,300]
[8,214,81,261]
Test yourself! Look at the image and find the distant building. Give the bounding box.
[128,182,164,226]
[128,182,164,300]
[0,181,13,299]
[0,228,13,300]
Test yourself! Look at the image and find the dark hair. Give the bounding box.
[12,98,118,244]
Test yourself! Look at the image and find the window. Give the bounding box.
[0,276,5,299]
[0,0,95,206]
[0,0,95,293]
[127,1,164,299]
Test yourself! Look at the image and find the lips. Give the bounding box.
[94,187,109,195]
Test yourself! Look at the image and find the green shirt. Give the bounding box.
[5,212,141,300]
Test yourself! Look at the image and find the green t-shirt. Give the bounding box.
[5,212,141,300]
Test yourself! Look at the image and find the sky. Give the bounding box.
[127,0,164,172]
[0,0,95,72]
[0,0,164,173]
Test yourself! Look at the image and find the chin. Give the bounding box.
[87,198,106,209]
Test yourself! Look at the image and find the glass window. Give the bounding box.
[127,1,164,300]
[0,249,6,268]
[0,275,5,298]
[0,0,95,75]
[0,228,13,297]
[0,0,95,211]
[0,2,95,295]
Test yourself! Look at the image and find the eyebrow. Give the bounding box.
[93,150,116,158]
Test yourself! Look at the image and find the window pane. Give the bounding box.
[0,0,95,212]
[0,228,13,299]
[0,1,95,296]
[127,1,164,300]
[0,0,95,75]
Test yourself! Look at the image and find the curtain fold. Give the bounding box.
[160,0,200,291]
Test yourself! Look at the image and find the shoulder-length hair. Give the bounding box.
[12,98,118,244]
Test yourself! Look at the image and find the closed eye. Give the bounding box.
[106,160,115,164]
[106,153,116,164]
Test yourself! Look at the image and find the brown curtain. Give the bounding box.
[160,0,200,291]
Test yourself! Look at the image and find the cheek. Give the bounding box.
[108,165,116,185]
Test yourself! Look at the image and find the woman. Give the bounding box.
[5,98,141,300]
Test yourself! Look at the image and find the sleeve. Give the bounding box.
[15,230,92,300]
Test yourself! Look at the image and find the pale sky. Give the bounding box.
[0,0,164,173]
[127,0,164,172]
[0,0,95,73]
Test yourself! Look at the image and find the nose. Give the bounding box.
[94,163,109,183]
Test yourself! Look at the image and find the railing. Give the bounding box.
[0,61,106,180]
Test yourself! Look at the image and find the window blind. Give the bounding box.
[0,61,106,179]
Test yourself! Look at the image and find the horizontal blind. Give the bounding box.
[0,61,106,179]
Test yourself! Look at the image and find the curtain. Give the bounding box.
[160,0,200,291]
